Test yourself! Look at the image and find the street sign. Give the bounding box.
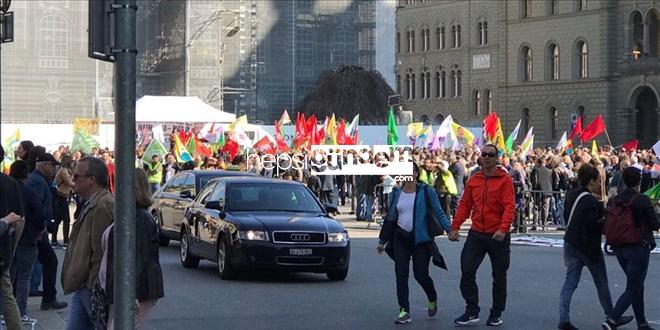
[0,11,13,43]
[88,0,115,62]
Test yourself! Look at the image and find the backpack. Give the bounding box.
[603,195,641,247]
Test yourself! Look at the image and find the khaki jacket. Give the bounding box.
[55,168,74,197]
[61,190,114,294]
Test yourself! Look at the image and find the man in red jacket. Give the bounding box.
[449,144,516,327]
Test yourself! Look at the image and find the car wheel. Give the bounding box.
[326,267,348,281]
[217,236,235,280]
[180,229,199,268]
[153,212,170,247]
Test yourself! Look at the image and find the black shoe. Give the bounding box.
[394,308,411,324]
[486,313,503,326]
[602,319,617,330]
[455,312,480,325]
[638,324,656,330]
[428,301,438,317]
[615,316,634,327]
[41,300,68,311]
[558,322,579,330]
[28,290,43,297]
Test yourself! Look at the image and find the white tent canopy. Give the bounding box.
[136,96,236,123]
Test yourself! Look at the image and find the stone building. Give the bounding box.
[396,0,660,148]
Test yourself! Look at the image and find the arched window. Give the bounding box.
[436,70,446,98]
[522,108,530,135]
[474,90,482,115]
[423,28,430,51]
[396,31,401,53]
[436,26,445,49]
[425,72,431,98]
[451,67,462,97]
[521,46,533,81]
[577,41,588,78]
[411,73,416,99]
[549,0,559,15]
[548,43,559,80]
[648,11,659,57]
[576,0,586,12]
[451,25,457,48]
[486,89,493,114]
[420,114,430,124]
[457,25,461,48]
[434,113,445,124]
[478,21,488,46]
[420,69,430,99]
[39,15,68,59]
[478,23,483,46]
[411,30,416,52]
[576,105,586,123]
[406,73,412,99]
[549,107,559,139]
[406,31,412,52]
[631,11,643,58]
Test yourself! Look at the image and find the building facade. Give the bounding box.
[396,0,660,148]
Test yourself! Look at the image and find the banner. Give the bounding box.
[73,118,101,136]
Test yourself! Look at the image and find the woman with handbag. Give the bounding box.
[92,169,164,329]
[377,162,452,325]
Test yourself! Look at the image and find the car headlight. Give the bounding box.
[328,232,349,243]
[238,230,269,241]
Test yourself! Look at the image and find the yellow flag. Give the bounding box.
[591,140,598,158]
[229,115,248,133]
[451,122,475,146]
[325,114,337,145]
[494,118,506,152]
[407,122,424,138]
[73,118,101,136]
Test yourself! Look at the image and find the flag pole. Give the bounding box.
[604,128,614,147]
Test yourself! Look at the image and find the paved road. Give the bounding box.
[135,235,660,330]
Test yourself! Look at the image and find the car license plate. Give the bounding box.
[289,248,312,256]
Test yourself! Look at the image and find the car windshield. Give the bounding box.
[198,176,214,192]
[227,184,323,213]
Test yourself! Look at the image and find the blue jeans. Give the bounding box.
[611,244,650,326]
[30,261,42,293]
[66,288,95,330]
[559,241,613,323]
[150,183,161,194]
[11,244,38,316]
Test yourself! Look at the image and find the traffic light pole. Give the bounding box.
[112,0,137,329]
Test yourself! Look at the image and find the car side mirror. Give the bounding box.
[180,190,193,199]
[205,201,223,211]
[325,204,338,214]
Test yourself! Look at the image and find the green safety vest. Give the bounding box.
[146,162,163,184]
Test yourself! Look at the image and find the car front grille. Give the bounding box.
[276,256,324,266]
[272,231,326,244]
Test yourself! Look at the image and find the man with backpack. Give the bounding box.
[602,167,660,330]
[557,165,632,330]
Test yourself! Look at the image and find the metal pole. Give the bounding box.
[113,0,137,329]
[184,0,190,96]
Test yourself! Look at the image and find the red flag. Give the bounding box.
[195,138,213,158]
[621,139,639,151]
[275,120,291,152]
[177,129,193,146]
[221,138,239,161]
[315,123,325,145]
[580,114,606,143]
[292,113,309,150]
[253,136,276,155]
[568,115,583,140]
[337,119,347,145]
[306,115,317,146]
[483,112,499,141]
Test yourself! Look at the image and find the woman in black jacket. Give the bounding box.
[95,169,164,329]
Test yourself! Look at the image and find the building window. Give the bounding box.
[406,31,411,52]
[436,70,446,98]
[436,26,445,49]
[420,69,430,99]
[521,45,533,81]
[576,0,586,12]
[631,11,643,58]
[451,67,462,97]
[411,30,415,52]
[406,73,411,99]
[39,15,68,59]
[549,107,559,139]
[577,41,588,78]
[522,108,530,135]
[548,43,559,80]
[478,21,488,46]
[396,32,401,53]
[549,0,559,15]
[649,11,659,57]
[422,27,430,51]
[474,90,481,115]
[396,74,401,95]
[577,105,585,121]
[425,72,431,98]
[452,25,461,48]
[486,89,493,114]
[522,0,532,18]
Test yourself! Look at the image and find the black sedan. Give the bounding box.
[179,177,350,281]
[151,170,254,246]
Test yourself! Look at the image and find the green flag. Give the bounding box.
[505,120,521,154]
[387,106,399,146]
[71,129,100,154]
[143,138,169,160]
[644,183,660,201]
[186,136,197,156]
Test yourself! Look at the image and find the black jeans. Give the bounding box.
[611,244,651,326]
[393,228,437,312]
[53,194,70,244]
[37,236,59,303]
[460,230,511,316]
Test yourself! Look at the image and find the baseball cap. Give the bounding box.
[35,153,60,166]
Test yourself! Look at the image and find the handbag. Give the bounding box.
[424,187,445,237]
[89,277,109,328]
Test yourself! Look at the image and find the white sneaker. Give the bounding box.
[21,315,37,324]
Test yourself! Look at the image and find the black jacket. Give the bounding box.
[563,187,605,260]
[105,208,164,303]
[17,182,46,246]
[0,173,24,271]
[612,188,659,249]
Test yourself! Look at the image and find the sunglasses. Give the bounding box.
[481,152,498,158]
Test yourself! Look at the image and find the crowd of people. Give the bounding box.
[0,140,163,330]
[1,136,659,329]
